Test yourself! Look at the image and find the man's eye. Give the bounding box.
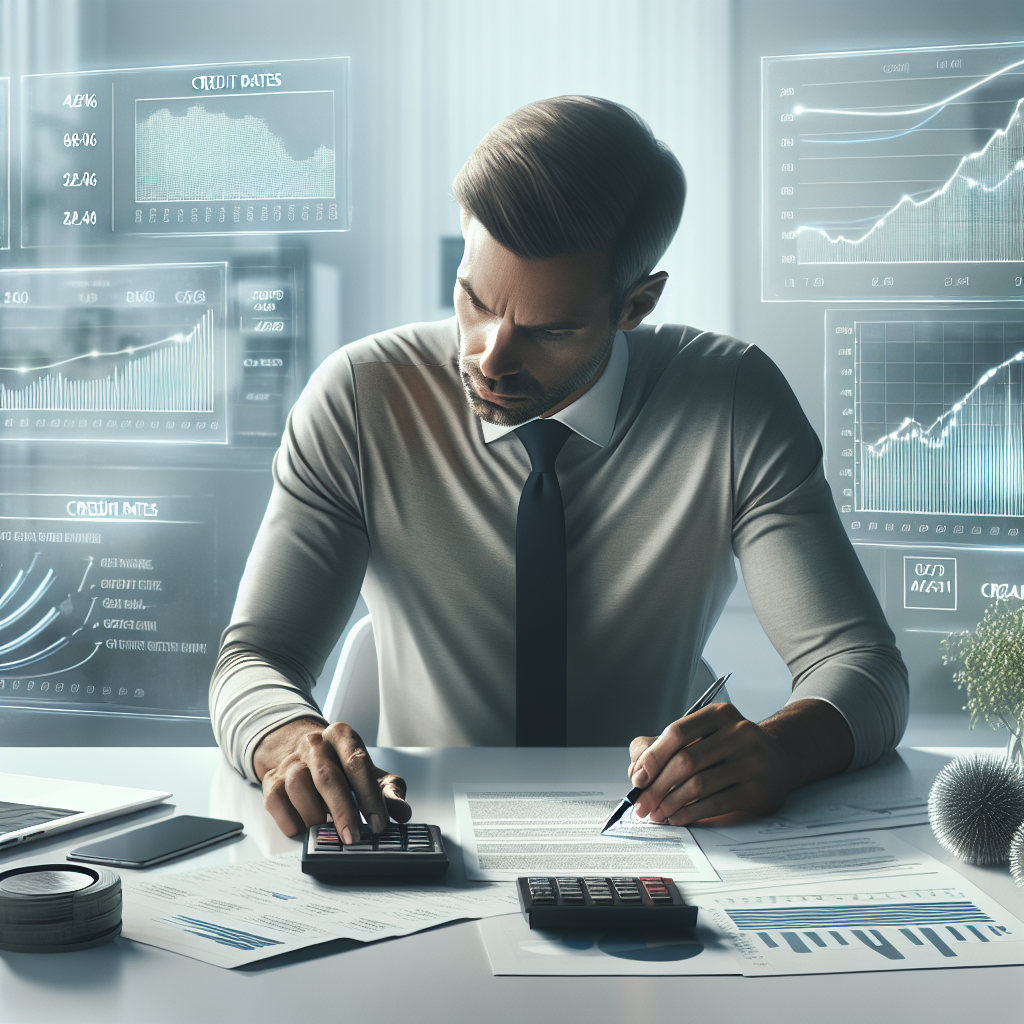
[540,330,574,341]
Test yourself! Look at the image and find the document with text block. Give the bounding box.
[454,783,720,883]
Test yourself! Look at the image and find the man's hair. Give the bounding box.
[452,96,685,316]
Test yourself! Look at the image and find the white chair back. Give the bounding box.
[321,615,380,744]
[321,615,725,746]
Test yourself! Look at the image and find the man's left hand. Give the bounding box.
[627,698,854,826]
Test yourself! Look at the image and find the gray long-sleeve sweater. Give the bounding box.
[210,319,908,782]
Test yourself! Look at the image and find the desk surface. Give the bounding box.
[1,745,1021,1024]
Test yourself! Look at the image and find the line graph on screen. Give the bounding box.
[763,42,1024,300]
[855,319,1024,516]
[0,310,215,414]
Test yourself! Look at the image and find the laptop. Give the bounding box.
[0,773,172,851]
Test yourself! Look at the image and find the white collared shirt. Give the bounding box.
[479,330,629,448]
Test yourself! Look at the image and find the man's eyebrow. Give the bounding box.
[457,277,492,313]
[456,277,587,331]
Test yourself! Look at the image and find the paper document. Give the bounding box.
[454,783,719,882]
[478,911,743,976]
[688,828,934,895]
[702,751,930,844]
[121,853,519,968]
[700,838,1024,975]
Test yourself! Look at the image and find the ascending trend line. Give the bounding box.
[0,308,215,413]
[0,332,188,374]
[860,349,1024,517]
[800,107,945,145]
[794,56,1024,117]
[796,96,1024,260]
[867,350,1024,452]
[0,552,104,672]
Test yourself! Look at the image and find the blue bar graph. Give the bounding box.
[167,914,283,951]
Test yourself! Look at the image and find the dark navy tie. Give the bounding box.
[514,419,572,746]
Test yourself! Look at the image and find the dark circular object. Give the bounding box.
[928,755,1024,866]
[597,933,704,962]
[0,863,121,953]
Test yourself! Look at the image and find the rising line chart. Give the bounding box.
[764,42,1024,300]
[826,309,1024,547]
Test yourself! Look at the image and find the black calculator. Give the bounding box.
[517,876,697,930]
[301,822,449,878]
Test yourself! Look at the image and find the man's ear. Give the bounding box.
[617,272,668,331]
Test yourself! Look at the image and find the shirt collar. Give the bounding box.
[479,330,628,447]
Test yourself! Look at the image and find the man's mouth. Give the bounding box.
[472,382,528,407]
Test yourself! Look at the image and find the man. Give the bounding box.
[210,96,907,843]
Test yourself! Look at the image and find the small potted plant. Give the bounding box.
[943,600,1024,765]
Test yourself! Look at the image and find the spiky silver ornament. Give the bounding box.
[928,755,1024,865]
[1010,821,1024,887]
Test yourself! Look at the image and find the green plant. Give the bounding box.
[942,601,1024,744]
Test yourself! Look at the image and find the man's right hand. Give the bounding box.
[253,717,411,841]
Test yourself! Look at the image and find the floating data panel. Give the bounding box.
[229,260,303,446]
[21,58,349,246]
[826,308,1024,546]
[0,491,215,717]
[763,43,1024,302]
[0,77,8,249]
[0,263,227,445]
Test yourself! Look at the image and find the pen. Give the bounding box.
[599,671,733,834]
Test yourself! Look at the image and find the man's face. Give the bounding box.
[456,214,617,427]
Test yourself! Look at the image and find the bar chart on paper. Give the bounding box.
[709,881,1024,975]
[826,309,1024,545]
[763,41,1024,300]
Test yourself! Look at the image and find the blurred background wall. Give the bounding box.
[0,0,1021,746]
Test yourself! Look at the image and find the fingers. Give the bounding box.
[662,785,747,826]
[647,760,743,822]
[322,722,391,833]
[635,723,742,817]
[262,768,308,837]
[380,772,412,823]
[628,736,656,779]
[630,704,736,789]
[630,705,740,813]
[259,720,412,841]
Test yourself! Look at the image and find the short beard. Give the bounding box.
[458,328,615,427]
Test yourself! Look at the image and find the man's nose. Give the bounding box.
[479,319,522,380]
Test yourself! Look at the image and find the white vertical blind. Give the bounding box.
[362,0,735,336]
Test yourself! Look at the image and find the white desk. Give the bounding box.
[1,746,1022,1023]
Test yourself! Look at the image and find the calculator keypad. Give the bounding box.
[313,822,436,853]
[524,875,681,908]
[518,875,695,930]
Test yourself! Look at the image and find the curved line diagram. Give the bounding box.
[0,639,103,674]
[0,569,54,631]
[801,106,945,145]
[0,552,39,611]
[0,332,190,374]
[795,97,1024,247]
[0,556,104,675]
[0,606,60,655]
[794,55,1024,118]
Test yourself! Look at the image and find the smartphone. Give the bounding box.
[67,815,244,868]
